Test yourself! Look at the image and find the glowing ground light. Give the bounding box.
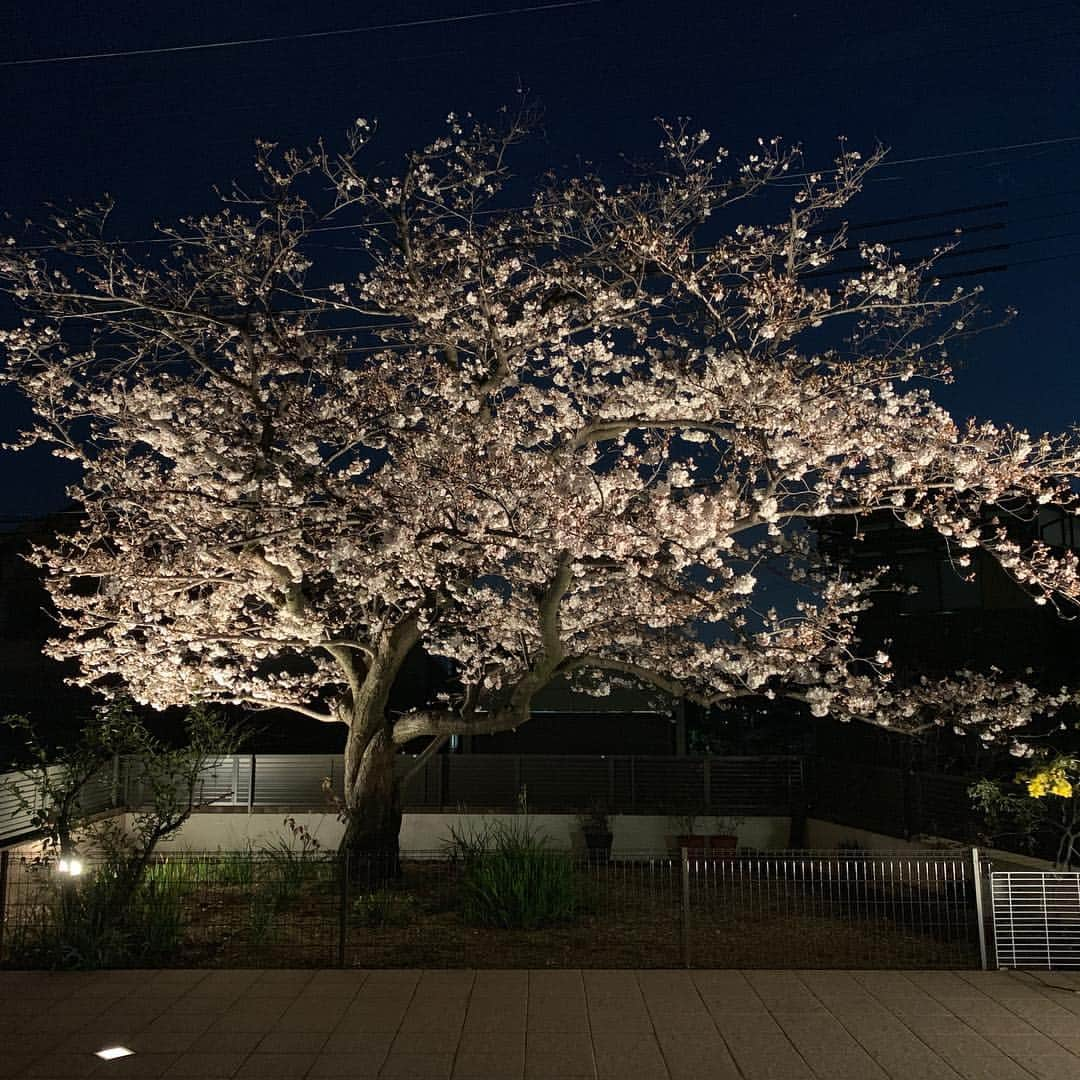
[95,1047,134,1061]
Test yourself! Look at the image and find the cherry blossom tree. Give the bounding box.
[3,109,1079,856]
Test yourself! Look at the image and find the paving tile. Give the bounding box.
[321,1031,395,1056]
[306,970,370,994]
[951,1007,1044,1037]
[899,1013,976,1036]
[592,1031,669,1080]
[691,971,763,1014]
[162,1051,248,1077]
[169,994,246,1013]
[771,1013,850,1047]
[93,1055,180,1079]
[0,1058,44,1079]
[993,998,1080,1036]
[276,1002,349,1033]
[378,1052,455,1079]
[922,1046,1035,1080]
[391,1028,462,1054]
[137,1012,219,1035]
[848,1032,963,1080]
[23,1053,103,1078]
[655,1030,742,1080]
[983,1031,1072,1056]
[587,1001,653,1031]
[527,971,589,1032]
[452,1050,525,1079]
[257,1031,330,1054]
[307,1054,385,1078]
[1022,1053,1080,1080]
[525,1030,596,1077]
[916,1030,1001,1056]
[122,1031,201,1055]
[773,1013,888,1080]
[1,1034,58,1057]
[637,973,716,1034]
[187,1031,265,1055]
[462,994,528,1032]
[979,1056,1075,1080]
[718,1018,816,1080]
[209,1000,293,1033]
[234,1052,319,1078]
[244,972,315,996]
[745,973,828,1014]
[457,1030,526,1055]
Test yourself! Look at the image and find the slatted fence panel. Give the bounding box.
[992,872,1080,970]
[251,756,341,807]
[710,757,803,814]
[632,757,704,810]
[519,756,611,810]
[810,757,907,835]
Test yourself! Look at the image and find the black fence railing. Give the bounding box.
[805,757,979,842]
[1,752,989,850]
[0,848,984,971]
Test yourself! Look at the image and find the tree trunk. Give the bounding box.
[340,725,402,881]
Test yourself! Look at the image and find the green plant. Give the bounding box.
[577,800,610,835]
[260,817,330,906]
[244,885,280,948]
[712,815,744,836]
[4,859,185,970]
[970,757,1080,867]
[445,810,585,930]
[352,889,418,928]
[669,811,702,835]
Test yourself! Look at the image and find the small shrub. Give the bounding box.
[244,885,280,948]
[445,807,586,930]
[5,862,184,969]
[352,889,418,928]
[261,818,329,906]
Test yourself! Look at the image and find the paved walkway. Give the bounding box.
[2,969,1080,1079]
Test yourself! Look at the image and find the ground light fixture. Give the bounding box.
[95,1047,135,1061]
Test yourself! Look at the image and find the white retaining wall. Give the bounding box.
[138,810,793,856]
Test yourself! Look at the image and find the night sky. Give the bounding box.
[1,0,1078,521]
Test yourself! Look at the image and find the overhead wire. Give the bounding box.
[0,0,603,68]
[13,133,1080,256]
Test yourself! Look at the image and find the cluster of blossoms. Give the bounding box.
[1024,763,1075,799]
[2,110,1079,821]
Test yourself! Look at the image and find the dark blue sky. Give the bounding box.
[1,0,1078,521]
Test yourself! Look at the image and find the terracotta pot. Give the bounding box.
[676,834,737,857]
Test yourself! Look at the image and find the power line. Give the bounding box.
[15,133,1080,256]
[0,0,602,68]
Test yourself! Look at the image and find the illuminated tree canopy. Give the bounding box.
[3,110,1079,851]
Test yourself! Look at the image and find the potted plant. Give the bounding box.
[670,811,742,857]
[578,801,614,864]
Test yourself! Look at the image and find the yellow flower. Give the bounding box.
[1024,766,1074,800]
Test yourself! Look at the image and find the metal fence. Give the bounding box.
[0,847,986,971]
[806,757,978,841]
[991,872,1080,970]
[0,751,988,850]
[0,753,808,846]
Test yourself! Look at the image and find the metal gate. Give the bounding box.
[991,872,1080,970]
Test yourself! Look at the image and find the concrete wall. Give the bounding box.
[143,810,793,856]
[804,817,1055,871]
[12,811,1052,872]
